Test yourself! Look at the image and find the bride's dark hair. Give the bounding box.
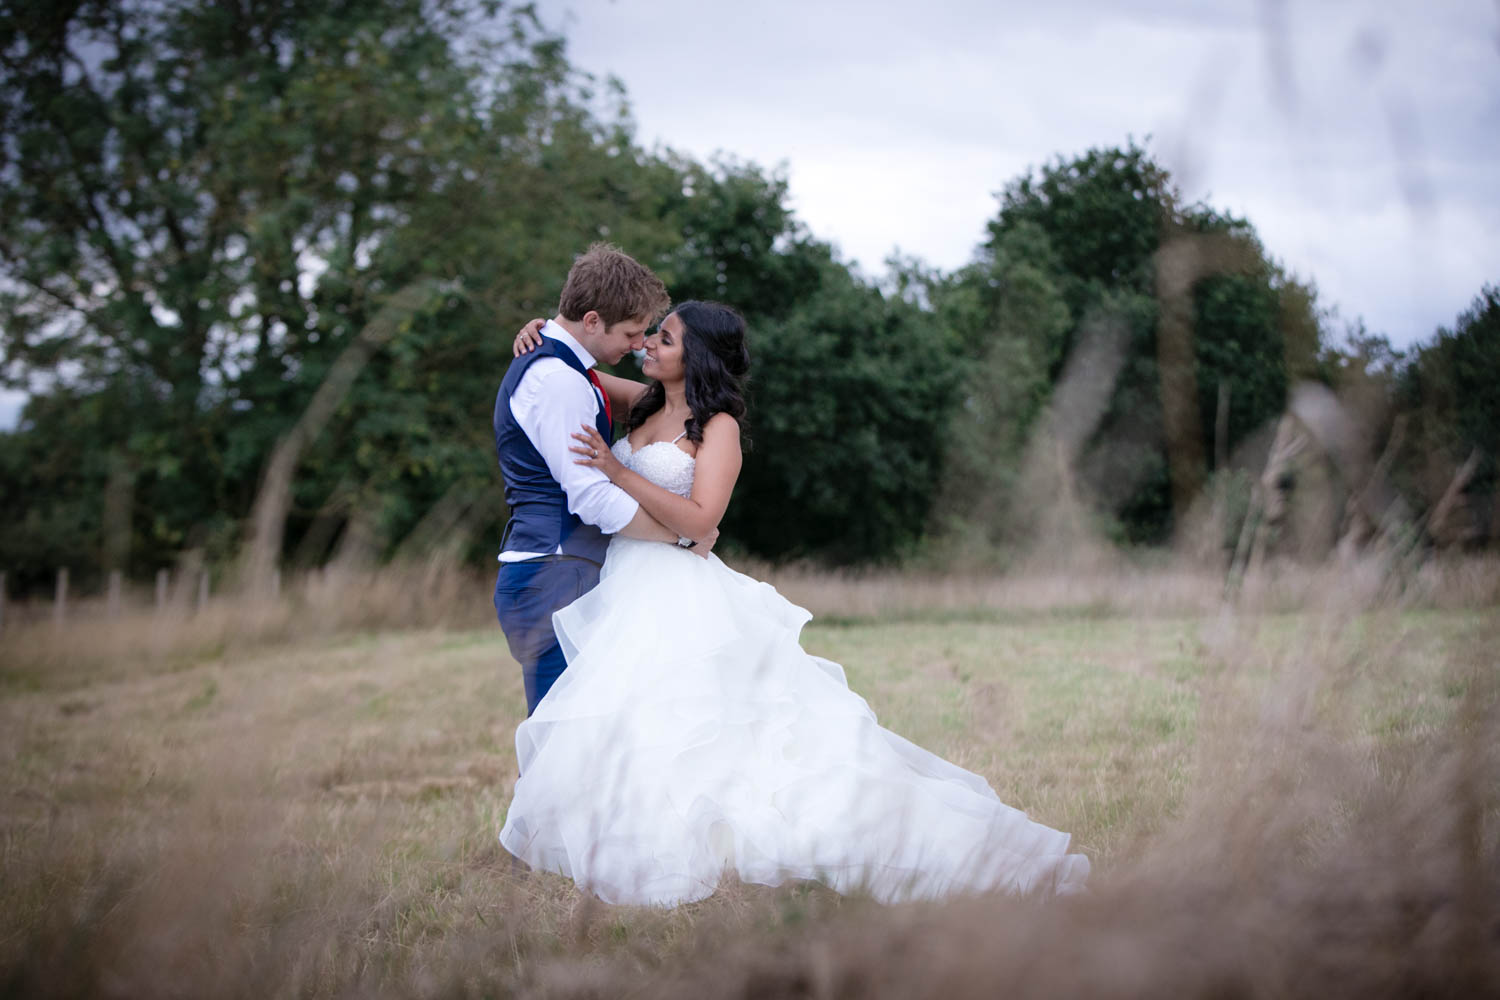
[625,300,750,446]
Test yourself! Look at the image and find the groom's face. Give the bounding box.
[583,310,650,365]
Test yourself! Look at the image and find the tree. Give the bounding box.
[0,2,968,584]
[645,158,962,563]
[1395,284,1500,545]
[0,0,629,585]
[927,222,1068,560]
[948,141,1325,548]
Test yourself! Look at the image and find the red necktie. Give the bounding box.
[587,368,612,426]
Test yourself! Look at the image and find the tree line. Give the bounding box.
[1,0,1494,595]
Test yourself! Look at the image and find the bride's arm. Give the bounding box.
[572,413,741,543]
[593,369,649,416]
[513,319,648,417]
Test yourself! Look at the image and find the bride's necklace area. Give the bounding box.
[627,405,692,453]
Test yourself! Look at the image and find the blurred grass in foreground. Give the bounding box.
[0,559,1496,997]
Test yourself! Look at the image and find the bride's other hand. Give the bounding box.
[692,527,719,559]
[513,319,546,357]
[570,424,623,480]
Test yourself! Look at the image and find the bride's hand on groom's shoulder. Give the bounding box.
[570,424,623,480]
[513,319,546,357]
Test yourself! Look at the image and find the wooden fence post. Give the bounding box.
[54,568,68,626]
[271,567,281,600]
[108,570,122,618]
[197,570,210,613]
[156,569,169,613]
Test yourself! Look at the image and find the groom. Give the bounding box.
[493,243,700,715]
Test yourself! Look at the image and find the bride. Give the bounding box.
[500,302,1089,906]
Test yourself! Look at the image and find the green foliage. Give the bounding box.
[644,158,961,562]
[0,0,962,584]
[0,0,598,582]
[1395,285,1500,539]
[11,3,1478,581]
[732,258,961,563]
[939,140,1323,549]
[928,223,1068,557]
[990,144,1171,317]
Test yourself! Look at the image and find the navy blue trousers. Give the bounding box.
[494,556,602,715]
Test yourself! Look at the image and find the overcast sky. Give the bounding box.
[536,0,1498,350]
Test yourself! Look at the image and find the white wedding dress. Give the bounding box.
[498,437,1090,906]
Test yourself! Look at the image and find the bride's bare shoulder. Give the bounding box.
[702,412,740,437]
[695,414,742,468]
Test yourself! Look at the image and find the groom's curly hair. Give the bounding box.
[627,301,751,448]
[557,243,671,327]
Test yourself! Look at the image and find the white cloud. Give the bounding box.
[539,0,1499,347]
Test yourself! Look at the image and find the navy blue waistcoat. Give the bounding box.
[494,338,615,564]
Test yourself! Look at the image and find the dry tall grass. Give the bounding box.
[1,559,491,686]
[1,560,1496,998]
[751,552,1500,621]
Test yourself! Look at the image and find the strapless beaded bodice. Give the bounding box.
[613,437,695,498]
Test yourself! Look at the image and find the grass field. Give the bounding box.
[1,568,1496,997]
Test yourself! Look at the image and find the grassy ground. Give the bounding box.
[1,584,1496,997]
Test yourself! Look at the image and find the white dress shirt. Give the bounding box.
[498,321,640,561]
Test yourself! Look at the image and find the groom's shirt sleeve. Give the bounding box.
[511,358,640,534]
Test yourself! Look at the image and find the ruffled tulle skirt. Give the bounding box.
[498,538,1089,906]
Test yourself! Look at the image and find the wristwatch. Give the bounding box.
[677,536,698,549]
